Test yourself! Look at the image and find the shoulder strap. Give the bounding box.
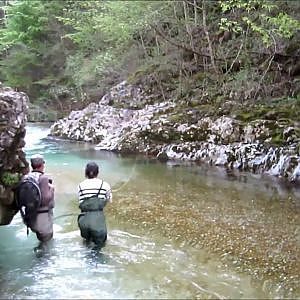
[96,180,104,197]
[25,173,42,203]
[28,171,42,184]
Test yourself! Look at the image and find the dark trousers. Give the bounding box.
[78,211,107,245]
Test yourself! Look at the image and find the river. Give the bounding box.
[0,123,299,299]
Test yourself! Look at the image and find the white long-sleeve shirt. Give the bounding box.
[77,178,112,203]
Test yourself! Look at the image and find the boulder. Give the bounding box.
[0,85,28,225]
[50,80,300,183]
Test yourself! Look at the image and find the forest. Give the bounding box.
[0,2,300,298]
[0,0,299,125]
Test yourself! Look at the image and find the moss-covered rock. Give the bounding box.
[0,86,29,225]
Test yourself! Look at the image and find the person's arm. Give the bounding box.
[39,175,55,208]
[103,182,112,203]
[77,185,80,199]
[106,189,112,203]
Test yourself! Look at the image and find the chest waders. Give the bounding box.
[78,184,108,246]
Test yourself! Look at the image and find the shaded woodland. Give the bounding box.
[0,1,299,128]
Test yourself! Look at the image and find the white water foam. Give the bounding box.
[24,123,51,151]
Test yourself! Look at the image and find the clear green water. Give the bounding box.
[0,123,299,299]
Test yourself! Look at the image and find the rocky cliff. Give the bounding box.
[51,81,300,184]
[0,84,28,225]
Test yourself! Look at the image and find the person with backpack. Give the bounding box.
[16,153,55,242]
[77,161,112,247]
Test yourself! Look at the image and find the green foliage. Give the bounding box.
[220,0,275,13]
[219,18,242,34]
[1,171,20,187]
[218,0,300,45]
[0,0,299,119]
[0,0,68,97]
[0,43,41,90]
[58,1,163,50]
[266,12,300,39]
[64,51,118,89]
[0,0,48,50]
[58,1,167,88]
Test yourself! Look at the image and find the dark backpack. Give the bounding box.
[15,175,42,230]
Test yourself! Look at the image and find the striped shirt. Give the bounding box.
[77,178,112,203]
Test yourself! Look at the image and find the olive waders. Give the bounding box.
[78,196,108,246]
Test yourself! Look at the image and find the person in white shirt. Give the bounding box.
[77,161,112,246]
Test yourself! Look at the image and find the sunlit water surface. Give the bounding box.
[0,123,299,299]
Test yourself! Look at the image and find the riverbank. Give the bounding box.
[50,80,300,185]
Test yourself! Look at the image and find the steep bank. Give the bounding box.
[50,80,300,184]
[0,84,28,224]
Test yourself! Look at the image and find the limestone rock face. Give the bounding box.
[0,85,28,225]
[50,81,300,184]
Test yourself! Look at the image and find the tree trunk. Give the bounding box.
[202,0,217,73]
[183,1,197,63]
[139,32,166,101]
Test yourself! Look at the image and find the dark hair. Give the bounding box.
[30,154,45,169]
[85,162,99,179]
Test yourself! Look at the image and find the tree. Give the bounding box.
[58,1,166,88]
[0,0,49,50]
[219,0,300,46]
[0,0,68,98]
